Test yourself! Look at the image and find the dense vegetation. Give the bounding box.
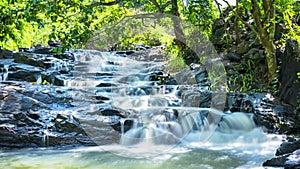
[1,0,299,93]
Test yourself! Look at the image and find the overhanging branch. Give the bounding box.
[92,0,123,6]
[220,0,260,38]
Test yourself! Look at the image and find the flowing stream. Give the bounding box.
[0,50,283,168]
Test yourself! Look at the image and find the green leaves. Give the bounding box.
[182,0,218,36]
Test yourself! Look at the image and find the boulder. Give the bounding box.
[0,81,95,148]
[264,139,300,168]
[0,49,14,59]
[279,39,300,107]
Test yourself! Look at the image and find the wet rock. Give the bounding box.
[263,154,290,167]
[115,50,135,56]
[0,81,95,148]
[54,52,74,60]
[99,107,134,133]
[276,140,300,156]
[135,44,150,50]
[152,108,179,122]
[8,68,41,83]
[14,52,47,68]
[181,88,211,108]
[149,71,178,85]
[0,109,95,148]
[0,49,14,59]
[264,139,300,168]
[34,46,53,54]
[226,93,253,112]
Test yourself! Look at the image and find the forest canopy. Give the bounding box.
[0,0,299,90]
[0,0,299,49]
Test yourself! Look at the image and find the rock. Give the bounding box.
[34,46,53,54]
[0,49,14,59]
[0,81,95,148]
[236,41,250,55]
[244,48,265,60]
[275,23,286,41]
[264,140,300,168]
[99,107,134,133]
[263,154,289,167]
[14,52,47,68]
[181,88,211,108]
[226,53,241,62]
[8,70,41,83]
[212,18,225,33]
[285,149,300,168]
[211,27,226,48]
[7,63,42,83]
[135,44,150,50]
[48,40,61,47]
[115,50,135,56]
[276,140,300,156]
[279,39,300,107]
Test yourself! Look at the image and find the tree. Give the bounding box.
[222,0,277,83]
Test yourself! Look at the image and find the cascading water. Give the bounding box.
[63,50,277,160]
[0,60,10,81]
[0,50,284,168]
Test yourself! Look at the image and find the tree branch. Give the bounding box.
[150,0,163,13]
[220,0,260,38]
[262,0,275,25]
[91,0,123,6]
[161,1,171,11]
[251,0,264,37]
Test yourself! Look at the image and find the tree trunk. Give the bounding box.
[264,40,277,82]
[251,0,277,83]
[170,0,186,50]
[234,0,240,45]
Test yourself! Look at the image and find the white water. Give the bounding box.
[0,61,9,81]
[0,50,284,168]
[0,129,282,169]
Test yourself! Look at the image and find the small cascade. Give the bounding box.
[217,112,256,133]
[0,66,9,81]
[119,107,258,146]
[42,129,50,147]
[36,74,42,84]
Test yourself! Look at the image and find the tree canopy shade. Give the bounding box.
[0,0,299,88]
[0,0,219,49]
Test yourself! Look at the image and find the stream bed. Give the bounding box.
[0,47,295,168]
[0,128,282,169]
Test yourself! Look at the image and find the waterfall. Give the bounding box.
[42,129,50,147]
[119,108,257,146]
[0,66,8,81]
[66,50,261,151]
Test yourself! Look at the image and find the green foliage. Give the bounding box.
[276,0,300,45]
[165,44,187,73]
[181,0,218,37]
[119,31,162,50]
[42,79,52,86]
[0,0,126,50]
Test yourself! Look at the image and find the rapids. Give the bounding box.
[0,49,284,168]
